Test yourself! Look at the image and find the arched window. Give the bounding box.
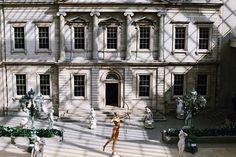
[106,72,120,80]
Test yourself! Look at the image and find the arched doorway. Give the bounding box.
[105,72,121,107]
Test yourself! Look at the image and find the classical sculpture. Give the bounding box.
[176,97,184,119]
[31,136,46,157]
[103,111,129,156]
[47,108,54,129]
[178,129,188,157]
[88,108,97,129]
[143,106,154,129]
[181,89,207,127]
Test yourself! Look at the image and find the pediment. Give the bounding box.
[133,17,155,26]
[99,17,123,26]
[66,16,89,25]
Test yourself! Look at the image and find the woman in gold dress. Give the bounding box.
[103,111,129,155]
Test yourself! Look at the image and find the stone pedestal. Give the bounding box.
[89,119,97,129]
[109,153,121,157]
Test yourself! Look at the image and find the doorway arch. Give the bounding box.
[103,71,121,107]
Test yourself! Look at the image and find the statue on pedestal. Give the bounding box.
[143,106,154,129]
[180,89,207,128]
[88,108,97,129]
[47,108,54,129]
[31,136,46,157]
[176,97,184,119]
[103,111,129,156]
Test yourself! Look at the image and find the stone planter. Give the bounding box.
[161,130,236,144]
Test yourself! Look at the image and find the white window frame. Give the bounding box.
[172,23,189,54]
[104,25,119,52]
[71,73,87,99]
[196,73,209,96]
[10,22,27,54]
[196,24,213,54]
[172,73,186,97]
[137,26,152,52]
[38,73,52,99]
[71,23,87,52]
[35,23,52,53]
[137,73,152,98]
[14,73,27,98]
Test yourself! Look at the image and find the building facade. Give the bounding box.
[0,0,225,116]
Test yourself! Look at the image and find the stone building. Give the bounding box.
[0,0,226,117]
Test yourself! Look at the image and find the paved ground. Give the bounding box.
[0,110,236,157]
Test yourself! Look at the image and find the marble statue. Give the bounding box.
[176,97,184,119]
[89,108,97,129]
[31,136,45,157]
[144,107,154,129]
[185,110,192,127]
[47,108,54,129]
[178,129,188,157]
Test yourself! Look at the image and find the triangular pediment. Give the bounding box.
[66,16,89,24]
[99,17,123,26]
[133,17,155,26]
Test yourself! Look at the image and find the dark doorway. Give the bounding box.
[106,83,118,106]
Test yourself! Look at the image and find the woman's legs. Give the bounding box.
[103,138,112,151]
[112,131,119,155]
[103,128,116,152]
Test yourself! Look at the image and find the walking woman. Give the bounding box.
[103,111,129,155]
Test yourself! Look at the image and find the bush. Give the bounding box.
[165,124,236,137]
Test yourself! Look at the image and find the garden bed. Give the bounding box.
[161,125,236,143]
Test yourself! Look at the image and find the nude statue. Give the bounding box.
[103,111,129,156]
[178,129,188,157]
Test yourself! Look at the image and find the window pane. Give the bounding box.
[39,27,49,49]
[14,27,25,49]
[199,27,209,49]
[139,75,150,97]
[139,27,150,49]
[174,74,184,95]
[16,74,26,95]
[197,74,207,95]
[74,75,85,97]
[40,74,50,95]
[107,27,117,49]
[74,27,85,49]
[175,27,186,49]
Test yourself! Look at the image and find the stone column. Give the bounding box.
[124,12,134,60]
[157,11,166,62]
[57,12,67,62]
[90,11,100,60]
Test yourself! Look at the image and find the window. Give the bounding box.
[175,27,186,50]
[16,74,26,95]
[197,74,207,95]
[171,22,189,53]
[10,22,27,53]
[74,75,85,97]
[107,27,117,49]
[139,75,150,97]
[14,27,25,49]
[38,27,49,49]
[199,27,210,50]
[40,74,50,95]
[74,27,85,49]
[173,74,184,95]
[139,27,150,49]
